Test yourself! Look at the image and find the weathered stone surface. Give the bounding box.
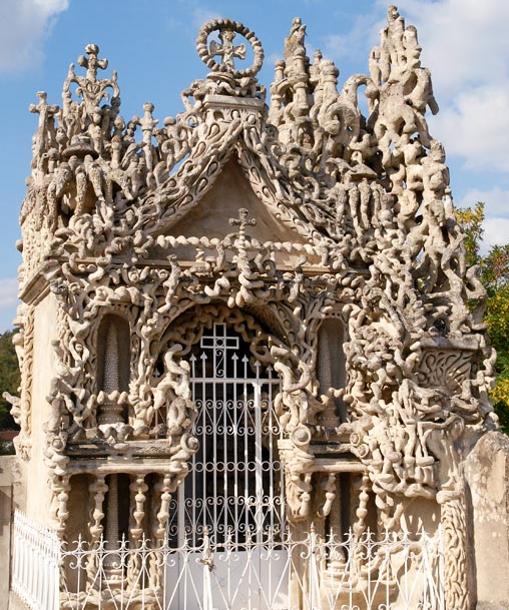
[466,432,509,609]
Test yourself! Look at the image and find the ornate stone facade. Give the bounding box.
[5,6,505,609]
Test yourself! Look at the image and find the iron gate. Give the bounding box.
[166,323,286,610]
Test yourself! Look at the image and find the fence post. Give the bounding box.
[202,526,214,610]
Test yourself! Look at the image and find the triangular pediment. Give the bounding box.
[167,159,308,244]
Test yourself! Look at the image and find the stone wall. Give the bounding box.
[0,456,17,608]
[466,431,509,609]
[25,293,59,523]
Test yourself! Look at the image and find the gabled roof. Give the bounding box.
[135,102,334,246]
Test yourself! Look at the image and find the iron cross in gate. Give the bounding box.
[209,28,246,70]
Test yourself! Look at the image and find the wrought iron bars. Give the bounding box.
[171,323,284,547]
[11,511,445,610]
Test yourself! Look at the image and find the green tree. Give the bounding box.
[456,202,509,433]
[0,330,20,430]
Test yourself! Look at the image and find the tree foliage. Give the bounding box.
[456,202,509,433]
[0,330,20,430]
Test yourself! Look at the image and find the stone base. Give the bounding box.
[8,590,28,610]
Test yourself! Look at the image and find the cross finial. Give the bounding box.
[29,91,59,120]
[29,91,60,160]
[63,43,120,118]
[197,19,264,80]
[209,28,246,70]
[229,208,256,237]
[228,209,256,273]
[77,43,108,82]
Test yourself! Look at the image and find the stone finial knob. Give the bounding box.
[77,42,108,77]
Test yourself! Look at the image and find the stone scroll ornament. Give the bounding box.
[10,9,496,609]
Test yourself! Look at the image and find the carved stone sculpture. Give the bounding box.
[6,9,502,610]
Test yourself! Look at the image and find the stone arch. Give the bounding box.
[159,304,281,362]
[148,302,328,521]
[150,304,284,439]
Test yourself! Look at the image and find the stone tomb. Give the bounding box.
[2,6,509,610]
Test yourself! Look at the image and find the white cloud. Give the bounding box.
[323,10,385,64]
[459,186,509,218]
[431,83,509,172]
[395,0,509,99]
[0,0,69,73]
[0,278,18,310]
[390,0,509,173]
[483,217,509,250]
[167,3,222,40]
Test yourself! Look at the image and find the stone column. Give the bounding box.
[98,321,124,426]
[325,474,345,577]
[104,473,123,583]
[438,491,470,610]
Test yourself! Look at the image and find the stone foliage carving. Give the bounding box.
[12,8,497,608]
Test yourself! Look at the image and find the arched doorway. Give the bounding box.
[166,322,289,610]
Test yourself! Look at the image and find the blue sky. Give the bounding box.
[0,0,508,330]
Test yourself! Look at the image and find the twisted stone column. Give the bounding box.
[98,321,124,425]
[439,490,470,610]
[103,473,122,583]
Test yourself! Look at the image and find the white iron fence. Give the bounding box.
[11,511,61,610]
[12,511,445,610]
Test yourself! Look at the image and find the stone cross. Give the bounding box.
[77,43,108,82]
[229,208,256,241]
[29,91,59,127]
[29,91,59,159]
[209,28,246,70]
[229,208,256,268]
